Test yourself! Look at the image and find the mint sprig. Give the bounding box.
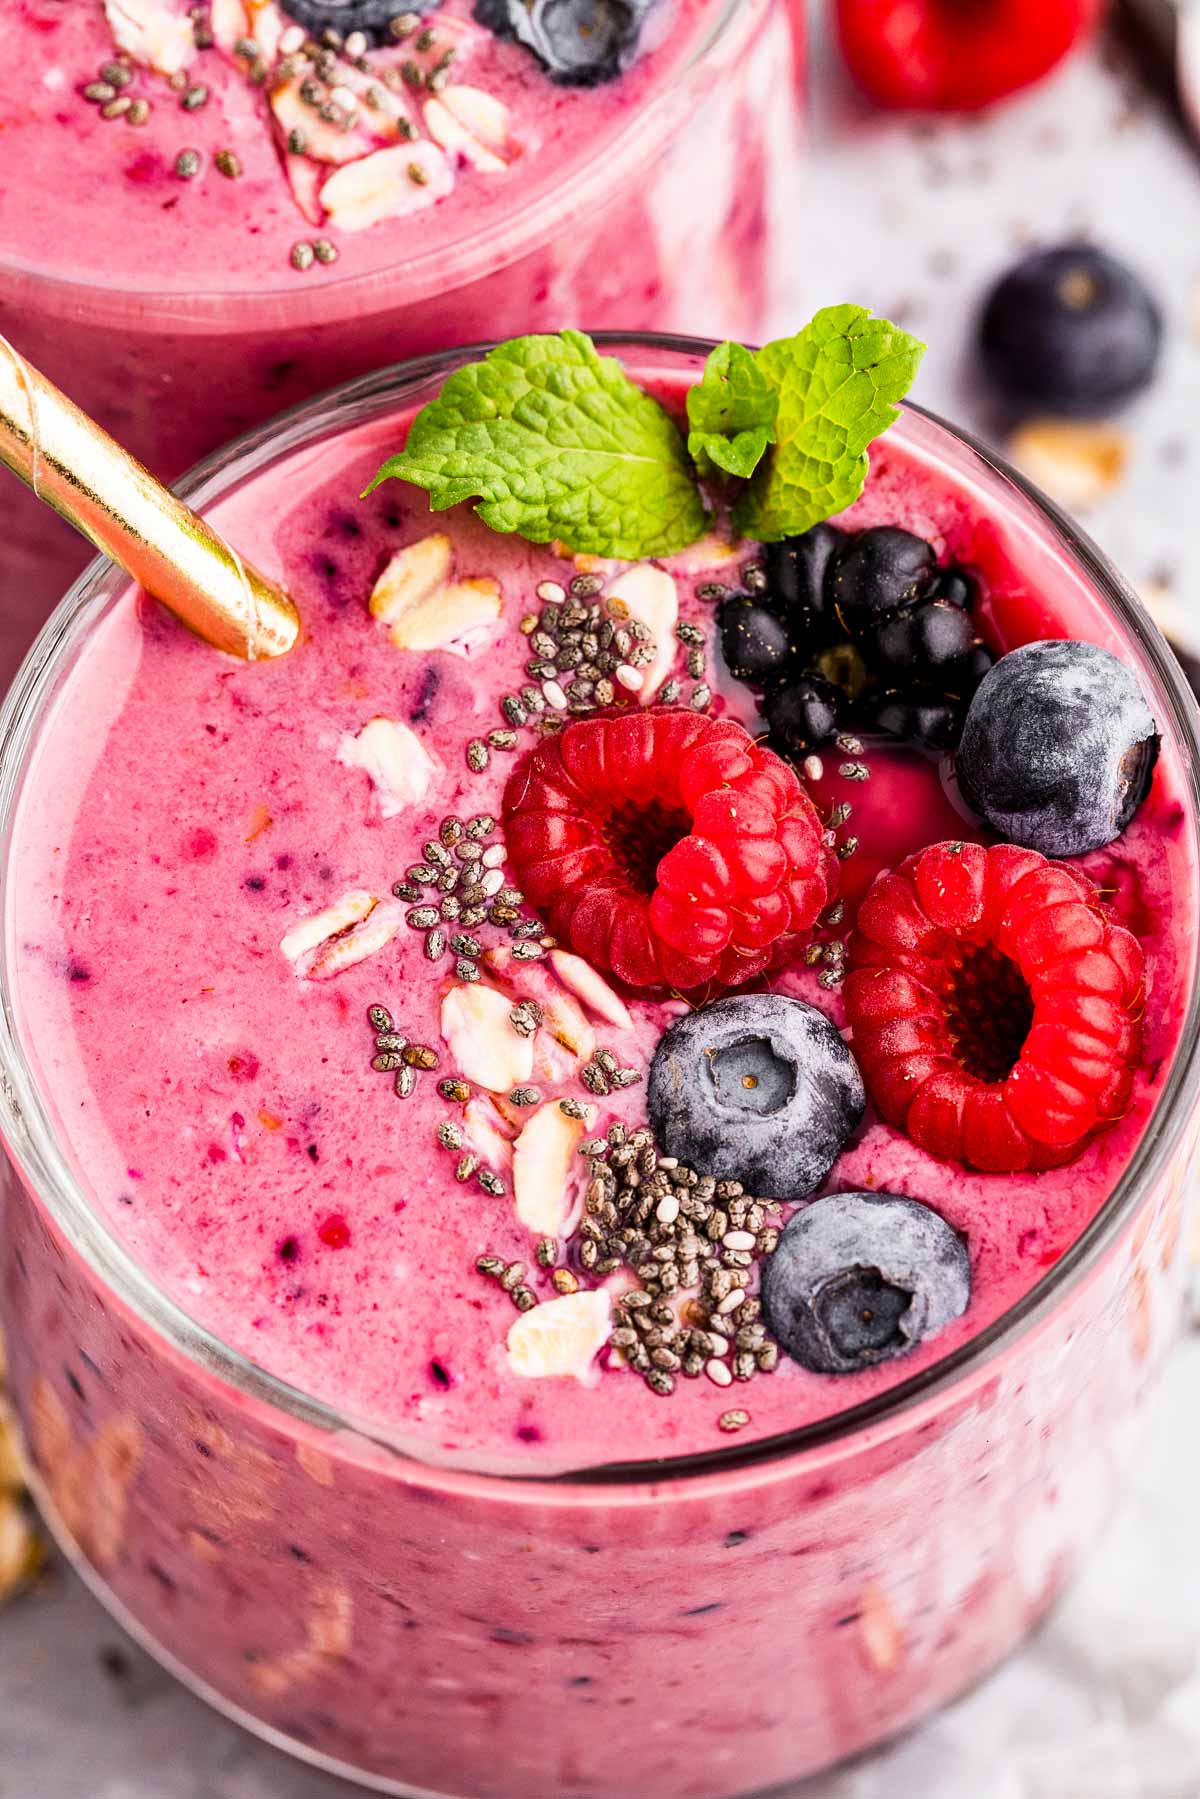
[686,341,778,481]
[734,306,926,542]
[368,310,924,560]
[364,329,705,561]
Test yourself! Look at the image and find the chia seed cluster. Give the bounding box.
[574,1123,782,1397]
[392,811,555,972]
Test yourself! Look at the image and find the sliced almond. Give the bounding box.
[321,142,453,232]
[285,152,325,226]
[1008,420,1129,514]
[305,908,400,981]
[484,949,596,1060]
[512,1102,593,1236]
[441,984,534,1092]
[105,0,196,73]
[337,716,439,817]
[549,950,635,1032]
[280,890,400,980]
[271,70,381,168]
[246,0,284,61]
[464,1096,515,1170]
[369,534,453,623]
[319,55,417,139]
[506,1289,611,1381]
[606,564,678,699]
[389,577,503,655]
[209,0,250,53]
[281,889,376,966]
[425,87,516,175]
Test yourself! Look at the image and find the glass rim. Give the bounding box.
[2,330,1198,1493]
[0,0,755,321]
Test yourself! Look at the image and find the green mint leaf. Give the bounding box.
[733,305,925,542]
[365,329,706,561]
[686,341,778,481]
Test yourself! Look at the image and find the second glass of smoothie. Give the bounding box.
[0,336,1196,1797]
[0,0,801,685]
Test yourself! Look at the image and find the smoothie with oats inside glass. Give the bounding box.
[0,0,796,685]
[0,322,1194,1798]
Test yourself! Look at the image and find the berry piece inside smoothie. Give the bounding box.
[8,316,1192,1472]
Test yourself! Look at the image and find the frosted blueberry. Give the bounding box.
[957,639,1159,856]
[474,0,656,83]
[647,995,864,1200]
[761,1191,971,1375]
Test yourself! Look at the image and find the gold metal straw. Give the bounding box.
[0,336,299,660]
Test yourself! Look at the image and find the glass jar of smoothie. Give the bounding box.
[0,336,1196,1799]
[0,0,801,689]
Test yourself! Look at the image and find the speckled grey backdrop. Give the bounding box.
[4,8,1200,1797]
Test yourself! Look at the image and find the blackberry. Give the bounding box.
[279,1,436,43]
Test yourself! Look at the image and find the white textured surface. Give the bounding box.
[3,10,1200,1797]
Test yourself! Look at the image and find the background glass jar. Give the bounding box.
[0,339,1196,1799]
[0,0,802,695]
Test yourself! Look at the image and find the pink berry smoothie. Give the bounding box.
[0,0,798,688]
[0,344,1196,1798]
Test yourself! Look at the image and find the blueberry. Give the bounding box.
[860,688,964,754]
[957,640,1159,856]
[763,673,841,755]
[763,524,844,641]
[828,528,936,637]
[980,245,1162,416]
[760,1191,971,1375]
[718,597,795,687]
[647,995,864,1201]
[280,0,435,41]
[474,0,655,83]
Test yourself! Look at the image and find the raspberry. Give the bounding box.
[502,709,836,993]
[834,0,1101,113]
[843,840,1144,1172]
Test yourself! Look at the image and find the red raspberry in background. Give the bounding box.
[835,0,1103,112]
[844,840,1144,1172]
[502,709,836,994]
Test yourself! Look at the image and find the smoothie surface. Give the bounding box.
[7,384,1195,1475]
[2,0,732,299]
